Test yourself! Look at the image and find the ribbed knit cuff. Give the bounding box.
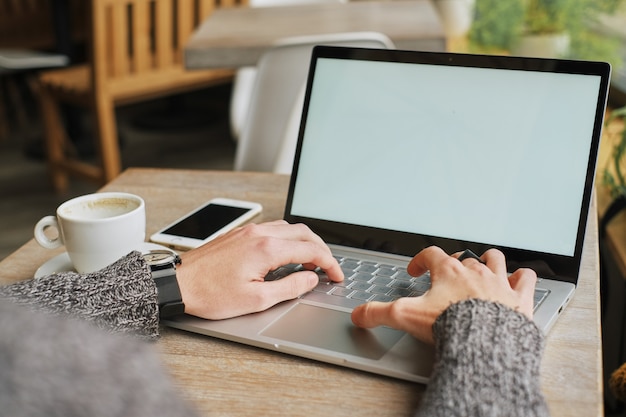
[0,251,159,340]
[416,299,548,417]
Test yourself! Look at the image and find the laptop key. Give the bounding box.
[302,290,364,309]
[341,266,357,277]
[371,294,395,303]
[312,282,334,294]
[331,287,354,297]
[349,281,373,292]
[388,288,413,298]
[332,279,350,288]
[392,280,412,289]
[372,276,393,286]
[357,264,378,274]
[369,284,391,294]
[394,270,413,281]
[352,272,374,282]
[376,267,396,277]
[341,260,360,270]
[350,291,373,301]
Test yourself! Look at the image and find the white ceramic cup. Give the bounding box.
[34,192,146,273]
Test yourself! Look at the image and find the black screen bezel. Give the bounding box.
[283,46,611,283]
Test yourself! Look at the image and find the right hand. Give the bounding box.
[176,220,343,320]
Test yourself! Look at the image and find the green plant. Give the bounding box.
[603,107,626,199]
[596,0,626,13]
[468,0,525,52]
[524,0,572,34]
[469,0,624,65]
[524,0,622,34]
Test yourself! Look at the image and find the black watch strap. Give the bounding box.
[153,268,185,318]
[145,250,185,318]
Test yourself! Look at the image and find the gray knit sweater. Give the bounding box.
[0,252,549,417]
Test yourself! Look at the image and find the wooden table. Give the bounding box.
[184,0,447,69]
[0,168,603,416]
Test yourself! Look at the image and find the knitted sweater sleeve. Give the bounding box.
[416,299,550,417]
[0,251,159,339]
[0,301,199,417]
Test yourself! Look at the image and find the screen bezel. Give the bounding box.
[283,46,611,283]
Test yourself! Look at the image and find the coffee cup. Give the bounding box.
[34,192,146,273]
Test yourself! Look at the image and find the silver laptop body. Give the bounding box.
[166,46,611,383]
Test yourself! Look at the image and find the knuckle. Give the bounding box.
[388,298,410,321]
[484,248,504,261]
[519,267,538,280]
[254,235,279,257]
[239,222,261,237]
[292,222,312,234]
[249,290,275,312]
[423,246,440,257]
[288,275,305,298]
[441,256,464,273]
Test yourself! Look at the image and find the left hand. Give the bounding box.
[176,220,343,320]
[351,246,536,344]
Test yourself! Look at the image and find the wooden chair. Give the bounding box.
[0,0,85,141]
[38,0,246,193]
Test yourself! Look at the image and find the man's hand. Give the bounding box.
[351,246,536,344]
[177,220,343,320]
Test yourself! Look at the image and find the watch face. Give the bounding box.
[143,250,178,266]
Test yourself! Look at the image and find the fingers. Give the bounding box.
[269,238,343,283]
[351,298,436,344]
[352,246,536,345]
[481,248,507,278]
[234,222,344,283]
[249,220,328,248]
[508,268,537,318]
[410,247,507,278]
[406,246,450,277]
[351,301,400,329]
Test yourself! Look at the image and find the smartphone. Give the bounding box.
[150,198,262,250]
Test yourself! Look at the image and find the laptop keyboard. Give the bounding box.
[266,254,550,311]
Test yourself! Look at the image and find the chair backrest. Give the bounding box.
[228,0,347,140]
[234,31,394,173]
[89,0,247,98]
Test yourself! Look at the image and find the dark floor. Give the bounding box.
[0,82,236,262]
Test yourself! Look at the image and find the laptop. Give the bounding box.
[165,46,611,383]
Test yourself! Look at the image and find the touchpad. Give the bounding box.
[260,303,405,360]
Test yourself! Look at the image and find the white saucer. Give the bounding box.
[34,242,173,278]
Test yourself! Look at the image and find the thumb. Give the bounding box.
[351,301,395,329]
[260,271,318,308]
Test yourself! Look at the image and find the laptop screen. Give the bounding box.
[285,47,611,281]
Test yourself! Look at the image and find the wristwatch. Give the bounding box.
[143,250,185,318]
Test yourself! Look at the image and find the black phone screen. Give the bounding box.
[162,204,251,240]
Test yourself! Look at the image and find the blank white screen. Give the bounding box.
[291,58,601,256]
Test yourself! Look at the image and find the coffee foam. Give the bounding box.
[62,197,141,220]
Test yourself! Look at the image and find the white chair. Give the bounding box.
[234,31,394,173]
[229,66,257,140]
[228,0,347,141]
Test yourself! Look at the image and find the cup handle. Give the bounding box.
[34,216,63,249]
